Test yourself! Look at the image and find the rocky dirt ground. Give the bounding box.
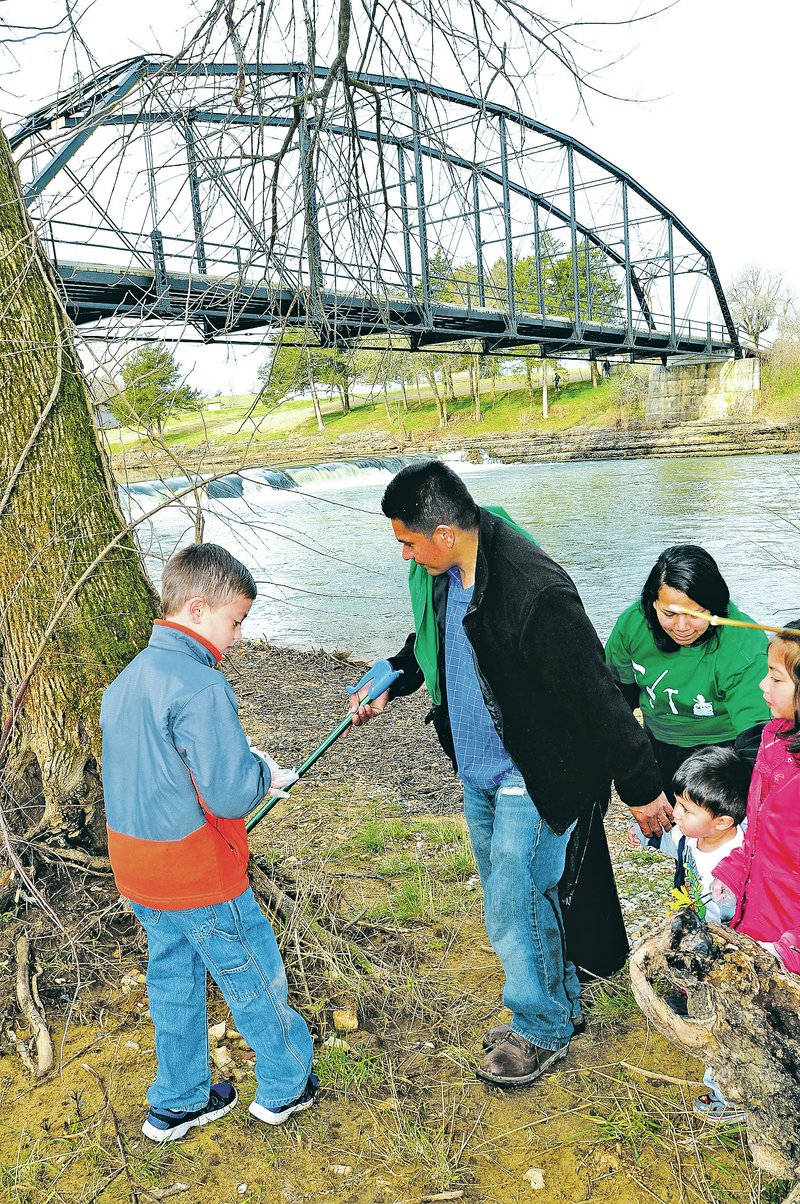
[0,644,790,1204]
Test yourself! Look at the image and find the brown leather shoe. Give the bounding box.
[482,1014,584,1051]
[476,1031,569,1086]
[481,1023,511,1051]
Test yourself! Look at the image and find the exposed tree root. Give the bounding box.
[15,935,53,1077]
[630,909,800,1182]
[32,844,112,874]
[619,1061,702,1088]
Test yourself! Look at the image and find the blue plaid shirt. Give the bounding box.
[444,567,515,790]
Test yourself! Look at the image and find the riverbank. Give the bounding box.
[2,640,777,1204]
[110,414,800,481]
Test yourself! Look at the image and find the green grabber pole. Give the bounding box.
[245,662,403,834]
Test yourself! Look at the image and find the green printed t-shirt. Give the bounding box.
[605,601,769,746]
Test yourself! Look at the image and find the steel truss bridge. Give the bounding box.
[12,59,745,360]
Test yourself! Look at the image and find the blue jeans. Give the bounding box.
[130,888,313,1112]
[463,770,581,1050]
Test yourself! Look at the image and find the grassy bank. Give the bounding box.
[103,372,642,460]
[0,643,793,1204]
[102,360,800,479]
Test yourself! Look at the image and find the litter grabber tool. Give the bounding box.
[245,660,403,833]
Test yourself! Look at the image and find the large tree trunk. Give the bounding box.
[630,909,800,1183]
[0,126,159,850]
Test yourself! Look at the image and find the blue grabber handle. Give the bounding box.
[245,663,403,833]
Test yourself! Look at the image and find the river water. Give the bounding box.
[125,451,799,663]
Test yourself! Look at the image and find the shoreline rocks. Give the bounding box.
[110,415,800,482]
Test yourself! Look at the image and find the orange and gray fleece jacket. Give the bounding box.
[100,621,272,910]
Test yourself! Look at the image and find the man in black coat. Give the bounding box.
[350,461,671,1088]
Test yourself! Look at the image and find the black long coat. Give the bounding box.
[388,507,663,976]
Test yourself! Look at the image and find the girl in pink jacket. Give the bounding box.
[696,621,800,1124]
[714,621,800,973]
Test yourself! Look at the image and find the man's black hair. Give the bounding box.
[641,544,730,654]
[381,460,480,536]
[671,745,749,826]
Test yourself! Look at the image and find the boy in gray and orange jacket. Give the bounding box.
[101,543,316,1142]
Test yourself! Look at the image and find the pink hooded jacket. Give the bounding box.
[714,719,800,974]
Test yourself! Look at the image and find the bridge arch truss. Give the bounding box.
[12,59,743,360]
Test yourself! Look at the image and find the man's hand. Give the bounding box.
[628,792,674,838]
[348,686,389,726]
[346,660,393,727]
[710,878,736,904]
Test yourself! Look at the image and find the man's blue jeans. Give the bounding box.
[463,770,581,1050]
[131,887,313,1112]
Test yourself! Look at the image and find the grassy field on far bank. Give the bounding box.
[102,372,637,458]
[103,360,800,464]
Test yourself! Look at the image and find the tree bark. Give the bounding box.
[0,126,159,849]
[305,360,325,431]
[414,373,423,407]
[424,371,448,427]
[471,356,481,422]
[524,360,535,403]
[443,364,455,406]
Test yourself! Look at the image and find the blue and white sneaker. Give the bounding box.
[142,1082,238,1142]
[693,1092,746,1125]
[248,1073,319,1125]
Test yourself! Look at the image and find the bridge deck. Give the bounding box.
[57,261,735,359]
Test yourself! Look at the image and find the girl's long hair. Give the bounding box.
[773,622,800,758]
[641,544,730,654]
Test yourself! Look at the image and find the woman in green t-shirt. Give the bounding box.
[605,545,769,801]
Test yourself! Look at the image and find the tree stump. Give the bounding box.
[630,909,800,1181]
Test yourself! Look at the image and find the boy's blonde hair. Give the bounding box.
[161,543,256,617]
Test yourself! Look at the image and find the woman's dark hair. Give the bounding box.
[641,544,730,654]
[771,621,800,759]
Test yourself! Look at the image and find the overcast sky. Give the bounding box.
[1,0,794,393]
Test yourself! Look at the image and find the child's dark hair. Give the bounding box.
[672,746,749,826]
[772,621,800,758]
[161,543,256,616]
[641,544,729,654]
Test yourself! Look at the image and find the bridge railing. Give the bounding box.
[40,215,736,352]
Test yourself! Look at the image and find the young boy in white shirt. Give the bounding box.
[627,745,749,924]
